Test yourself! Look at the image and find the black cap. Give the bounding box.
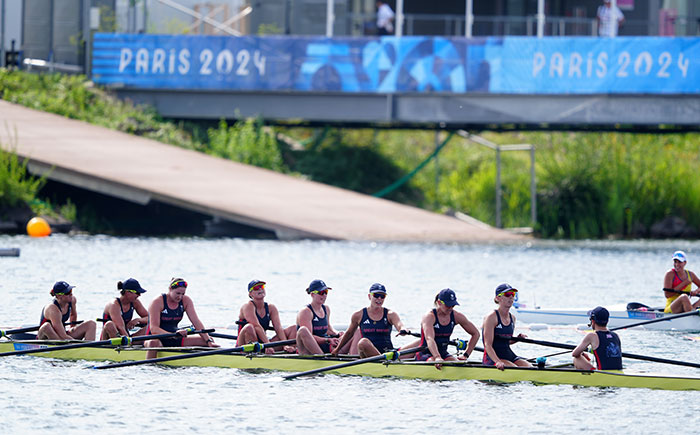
[122,278,147,294]
[52,281,75,294]
[588,306,610,326]
[369,283,386,294]
[495,283,518,296]
[437,288,459,307]
[307,279,331,293]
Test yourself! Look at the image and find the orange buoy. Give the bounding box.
[26,217,51,237]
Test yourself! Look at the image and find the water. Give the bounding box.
[1,234,699,434]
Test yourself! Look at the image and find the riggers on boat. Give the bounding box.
[1,340,699,391]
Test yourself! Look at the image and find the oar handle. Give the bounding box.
[92,338,297,370]
[209,332,238,340]
[662,288,699,297]
[405,331,484,355]
[1,320,84,337]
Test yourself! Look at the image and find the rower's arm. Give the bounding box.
[455,312,480,357]
[269,304,287,342]
[482,313,501,364]
[421,313,440,359]
[183,296,212,342]
[46,305,71,340]
[242,302,269,343]
[572,333,594,357]
[388,310,405,333]
[69,296,78,323]
[147,297,167,335]
[331,311,361,355]
[107,303,129,336]
[131,299,149,326]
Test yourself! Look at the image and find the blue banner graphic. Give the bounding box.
[92,33,700,94]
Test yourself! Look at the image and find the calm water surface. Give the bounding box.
[1,234,699,434]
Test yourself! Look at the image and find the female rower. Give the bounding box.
[414,288,480,367]
[330,283,407,357]
[144,277,219,359]
[662,250,700,313]
[37,281,96,341]
[482,283,532,371]
[236,279,296,353]
[100,278,149,339]
[295,279,349,355]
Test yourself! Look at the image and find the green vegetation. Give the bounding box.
[2,69,699,238]
[0,140,45,208]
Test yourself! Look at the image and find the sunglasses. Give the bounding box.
[55,291,72,296]
[126,289,141,296]
[498,291,517,298]
[311,290,328,296]
[371,293,386,299]
[249,283,265,291]
[170,279,187,290]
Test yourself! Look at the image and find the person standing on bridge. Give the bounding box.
[376,1,395,36]
[597,0,624,37]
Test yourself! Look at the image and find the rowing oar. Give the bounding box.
[0,321,84,338]
[405,331,484,354]
[0,328,213,358]
[283,346,426,380]
[209,332,238,340]
[514,336,700,369]
[663,288,700,297]
[92,338,297,370]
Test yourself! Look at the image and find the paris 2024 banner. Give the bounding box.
[92,33,700,94]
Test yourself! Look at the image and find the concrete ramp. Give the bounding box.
[0,100,523,242]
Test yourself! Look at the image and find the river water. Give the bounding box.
[1,234,699,434]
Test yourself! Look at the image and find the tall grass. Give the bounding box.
[0,135,46,208]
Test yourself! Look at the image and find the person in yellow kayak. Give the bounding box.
[663,251,700,313]
[37,281,97,341]
[572,306,622,370]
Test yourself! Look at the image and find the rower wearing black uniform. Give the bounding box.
[100,278,149,339]
[143,277,219,359]
[37,281,96,341]
[572,306,622,370]
[482,283,532,370]
[295,279,349,355]
[414,288,480,368]
[236,279,296,353]
[331,283,407,357]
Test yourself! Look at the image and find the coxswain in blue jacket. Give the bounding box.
[100,278,149,339]
[37,280,96,341]
[236,279,297,353]
[143,277,219,359]
[572,306,623,370]
[330,283,408,358]
[295,279,347,355]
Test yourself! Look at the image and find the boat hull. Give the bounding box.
[1,341,699,391]
[515,307,700,331]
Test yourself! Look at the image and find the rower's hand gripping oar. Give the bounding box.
[0,321,84,339]
[514,336,700,369]
[283,345,427,380]
[0,328,213,358]
[662,288,700,297]
[92,338,297,370]
[404,331,484,356]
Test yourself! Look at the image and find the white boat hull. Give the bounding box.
[515,306,700,331]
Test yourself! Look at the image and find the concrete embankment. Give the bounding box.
[0,100,525,242]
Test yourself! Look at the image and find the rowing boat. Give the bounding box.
[515,304,700,331]
[1,340,698,391]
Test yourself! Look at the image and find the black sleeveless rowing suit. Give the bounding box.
[416,309,455,361]
[359,308,394,352]
[593,330,622,370]
[237,302,272,332]
[39,299,71,328]
[483,310,522,365]
[298,304,331,353]
[103,298,135,325]
[147,294,185,347]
